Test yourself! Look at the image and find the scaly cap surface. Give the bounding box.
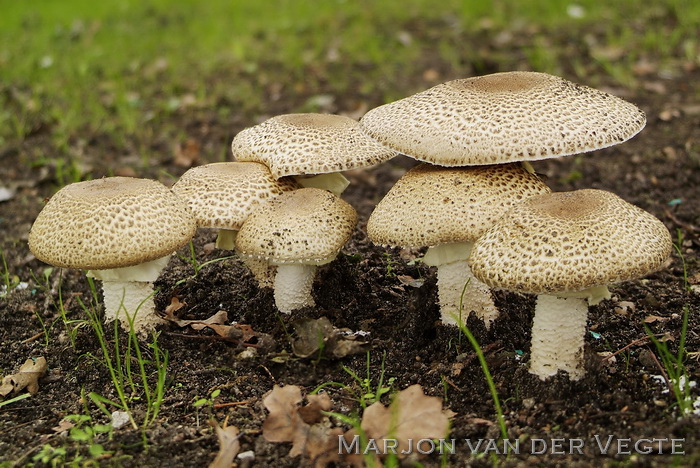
[29,177,196,270]
[231,113,398,178]
[236,188,358,264]
[172,161,300,229]
[469,189,672,294]
[360,71,646,165]
[367,163,551,248]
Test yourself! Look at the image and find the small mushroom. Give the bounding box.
[368,163,550,327]
[28,177,197,333]
[360,71,646,166]
[469,189,672,380]
[172,161,300,286]
[231,113,398,196]
[235,188,357,313]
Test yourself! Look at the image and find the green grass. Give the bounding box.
[78,277,169,446]
[1,0,698,167]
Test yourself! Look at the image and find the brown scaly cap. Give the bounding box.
[469,189,672,294]
[28,177,197,270]
[360,71,646,166]
[367,163,551,248]
[231,113,398,179]
[236,188,358,264]
[172,161,300,230]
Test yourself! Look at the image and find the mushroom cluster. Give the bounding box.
[27,70,671,384]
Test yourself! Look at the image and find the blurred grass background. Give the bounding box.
[0,0,698,181]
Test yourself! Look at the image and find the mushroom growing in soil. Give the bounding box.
[235,188,357,314]
[172,161,300,286]
[367,163,551,327]
[360,71,647,167]
[231,113,398,196]
[28,177,197,333]
[469,189,672,380]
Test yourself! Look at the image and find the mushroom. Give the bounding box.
[367,163,551,327]
[28,177,197,333]
[231,113,398,196]
[172,162,300,286]
[469,189,672,380]
[360,71,646,166]
[235,188,357,313]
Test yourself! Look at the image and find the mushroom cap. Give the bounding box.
[469,189,672,294]
[172,161,300,230]
[367,163,551,248]
[231,113,398,179]
[29,177,197,270]
[360,71,646,166]
[235,188,358,264]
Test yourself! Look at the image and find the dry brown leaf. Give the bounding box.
[0,357,48,397]
[291,317,370,359]
[174,138,200,167]
[305,425,343,468]
[163,296,186,317]
[644,314,669,324]
[360,384,454,458]
[262,386,341,467]
[341,428,382,468]
[208,424,240,468]
[262,385,304,443]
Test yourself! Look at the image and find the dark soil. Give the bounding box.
[1,69,699,467]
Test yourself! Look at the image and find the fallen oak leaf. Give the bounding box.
[262,386,342,467]
[208,424,241,468]
[0,357,48,397]
[360,384,454,459]
[291,317,371,359]
[262,385,304,443]
[163,296,186,318]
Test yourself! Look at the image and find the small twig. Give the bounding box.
[21,330,49,344]
[602,333,666,361]
[213,399,255,409]
[646,346,675,400]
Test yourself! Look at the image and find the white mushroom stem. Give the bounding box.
[294,173,350,197]
[529,295,589,380]
[100,281,160,333]
[216,229,238,250]
[424,242,499,328]
[273,263,317,313]
[87,256,170,334]
[529,285,611,380]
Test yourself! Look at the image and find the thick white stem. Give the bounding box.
[436,260,499,327]
[101,281,166,334]
[273,264,317,313]
[294,173,350,197]
[216,229,238,250]
[529,295,588,380]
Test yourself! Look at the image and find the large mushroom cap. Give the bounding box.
[231,113,398,179]
[360,71,646,166]
[469,189,672,294]
[367,163,551,248]
[172,161,300,230]
[29,177,197,270]
[236,187,358,264]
